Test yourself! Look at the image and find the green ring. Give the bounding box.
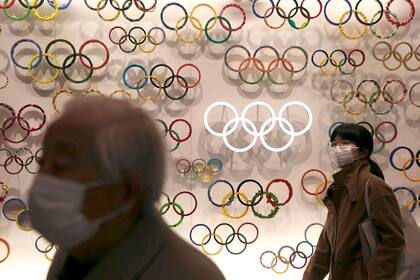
[225,232,247,255]
[238,62,265,85]
[251,191,279,219]
[168,130,180,152]
[338,57,356,75]
[369,91,393,115]
[373,131,386,154]
[370,10,399,40]
[62,53,94,84]
[4,0,30,21]
[159,202,184,228]
[205,16,232,44]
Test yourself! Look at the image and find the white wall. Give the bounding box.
[0,1,419,279]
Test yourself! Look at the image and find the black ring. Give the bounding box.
[128,26,147,45]
[163,75,188,100]
[276,0,299,19]
[355,0,383,26]
[150,64,175,89]
[330,49,347,67]
[311,49,329,68]
[2,198,27,221]
[236,179,263,206]
[45,39,77,70]
[18,0,43,9]
[160,2,188,31]
[296,240,314,258]
[356,121,374,136]
[416,149,420,168]
[84,0,108,11]
[110,0,132,11]
[213,223,236,245]
[118,35,137,53]
[122,0,146,22]
[35,236,53,254]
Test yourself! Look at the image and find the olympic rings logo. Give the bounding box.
[85,0,157,22]
[329,79,419,116]
[224,45,308,87]
[108,26,165,54]
[121,63,201,101]
[329,121,397,155]
[159,191,197,228]
[189,222,259,256]
[35,235,57,262]
[260,223,323,273]
[0,103,46,145]
[175,157,223,183]
[208,178,293,219]
[1,0,66,21]
[0,147,43,175]
[155,119,192,153]
[204,101,312,153]
[373,41,420,72]
[312,49,365,76]
[389,147,420,183]
[10,38,110,84]
[161,3,246,44]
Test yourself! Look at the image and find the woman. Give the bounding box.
[303,123,405,280]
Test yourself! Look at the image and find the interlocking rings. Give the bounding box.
[10,38,109,84]
[373,41,420,72]
[108,26,165,54]
[155,118,192,152]
[312,49,365,76]
[175,157,223,183]
[2,0,63,21]
[189,222,258,256]
[204,101,312,153]
[160,191,197,227]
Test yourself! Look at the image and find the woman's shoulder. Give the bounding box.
[365,174,395,202]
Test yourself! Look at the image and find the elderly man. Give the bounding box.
[29,96,225,280]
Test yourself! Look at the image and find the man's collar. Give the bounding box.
[332,158,371,202]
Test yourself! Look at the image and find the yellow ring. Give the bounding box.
[190,4,217,31]
[83,88,104,97]
[110,89,132,100]
[28,53,61,84]
[221,192,249,219]
[343,91,367,115]
[97,0,120,22]
[136,75,162,101]
[201,233,223,256]
[44,244,57,261]
[402,157,420,182]
[32,0,59,21]
[16,209,32,231]
[138,34,157,53]
[52,89,75,113]
[320,58,337,76]
[175,16,203,44]
[338,10,368,40]
[271,255,289,274]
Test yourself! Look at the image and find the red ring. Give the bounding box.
[260,250,278,269]
[0,238,10,263]
[0,103,16,132]
[0,0,15,9]
[289,250,308,269]
[172,191,198,216]
[176,64,201,89]
[78,39,110,70]
[348,49,365,67]
[2,116,30,144]
[108,26,127,45]
[375,121,397,144]
[237,222,259,244]
[301,169,328,196]
[169,119,192,143]
[17,104,46,132]
[265,178,293,207]
[134,0,157,12]
[219,3,247,32]
[382,79,407,104]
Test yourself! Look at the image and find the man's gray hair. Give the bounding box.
[62,96,166,213]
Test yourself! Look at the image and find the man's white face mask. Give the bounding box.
[28,173,133,250]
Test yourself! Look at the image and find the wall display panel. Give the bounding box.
[0,0,419,279]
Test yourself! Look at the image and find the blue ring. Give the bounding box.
[122,64,148,90]
[207,179,234,208]
[207,157,223,172]
[324,0,352,26]
[393,187,417,212]
[47,0,72,9]
[389,146,415,171]
[189,224,211,246]
[252,0,274,19]
[10,39,43,70]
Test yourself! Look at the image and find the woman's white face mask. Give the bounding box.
[329,145,359,168]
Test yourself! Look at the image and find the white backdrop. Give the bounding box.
[0,0,419,279]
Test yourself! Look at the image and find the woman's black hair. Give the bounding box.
[330,123,385,180]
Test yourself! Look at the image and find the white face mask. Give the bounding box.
[329,145,358,168]
[28,173,134,250]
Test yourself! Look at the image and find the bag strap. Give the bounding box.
[364,178,372,218]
